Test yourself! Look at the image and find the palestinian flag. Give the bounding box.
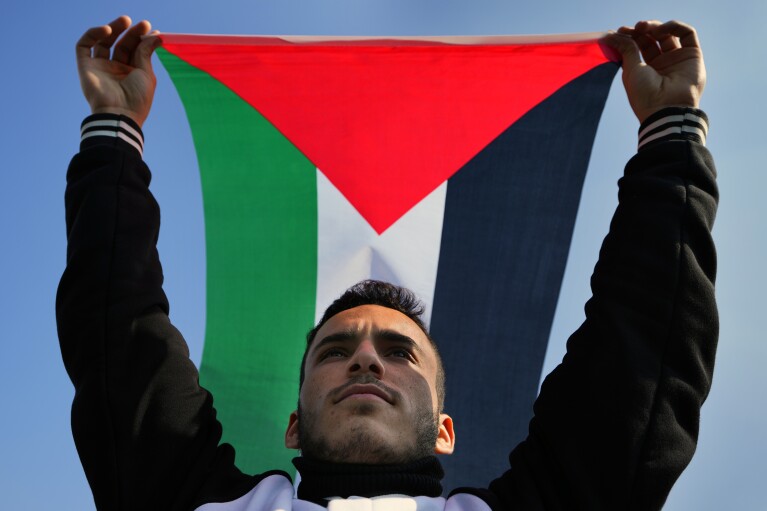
[157,34,619,490]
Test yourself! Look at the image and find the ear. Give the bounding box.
[434,413,455,455]
[285,410,300,449]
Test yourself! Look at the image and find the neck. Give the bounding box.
[293,456,444,501]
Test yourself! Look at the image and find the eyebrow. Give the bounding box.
[311,328,422,357]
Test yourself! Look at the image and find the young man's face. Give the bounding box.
[285,304,454,464]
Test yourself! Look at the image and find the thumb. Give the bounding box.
[133,33,162,72]
[601,32,642,70]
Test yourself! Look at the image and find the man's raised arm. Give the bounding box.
[57,17,264,510]
[484,21,718,510]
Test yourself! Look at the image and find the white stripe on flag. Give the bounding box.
[315,169,447,327]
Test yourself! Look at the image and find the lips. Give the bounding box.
[335,383,394,404]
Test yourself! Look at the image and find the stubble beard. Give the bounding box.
[297,398,439,464]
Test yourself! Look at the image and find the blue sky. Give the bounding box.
[1,1,764,509]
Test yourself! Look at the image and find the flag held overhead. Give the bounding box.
[157,34,618,490]
[161,34,617,233]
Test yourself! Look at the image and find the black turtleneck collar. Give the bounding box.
[293,456,444,502]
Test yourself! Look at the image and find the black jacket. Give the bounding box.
[57,108,718,510]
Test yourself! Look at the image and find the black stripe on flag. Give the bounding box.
[430,62,618,492]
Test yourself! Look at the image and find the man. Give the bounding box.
[57,15,718,511]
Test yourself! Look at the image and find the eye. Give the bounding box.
[319,348,347,361]
[387,348,414,360]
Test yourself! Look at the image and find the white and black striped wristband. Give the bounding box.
[638,107,708,151]
[80,113,144,157]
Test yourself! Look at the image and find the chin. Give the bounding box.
[297,402,437,464]
[302,424,416,464]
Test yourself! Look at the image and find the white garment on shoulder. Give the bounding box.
[195,474,492,511]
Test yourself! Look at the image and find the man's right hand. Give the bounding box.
[76,16,161,128]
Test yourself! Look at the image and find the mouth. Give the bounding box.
[335,383,394,404]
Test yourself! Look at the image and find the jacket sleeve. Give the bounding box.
[487,108,719,510]
[56,115,264,511]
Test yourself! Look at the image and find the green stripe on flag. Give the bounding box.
[158,49,317,474]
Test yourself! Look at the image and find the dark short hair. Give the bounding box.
[299,280,446,410]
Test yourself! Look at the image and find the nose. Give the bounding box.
[347,339,385,378]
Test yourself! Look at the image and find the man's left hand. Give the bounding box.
[603,20,706,123]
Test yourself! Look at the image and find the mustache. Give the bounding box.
[330,375,400,403]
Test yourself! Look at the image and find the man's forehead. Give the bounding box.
[312,304,429,347]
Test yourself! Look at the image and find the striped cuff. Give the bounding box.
[638,107,708,151]
[80,113,144,157]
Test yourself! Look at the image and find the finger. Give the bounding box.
[617,26,635,36]
[112,20,152,65]
[132,34,163,72]
[92,16,132,59]
[633,32,662,62]
[649,20,700,49]
[76,25,112,60]
[658,34,681,52]
[601,32,642,69]
[634,19,664,34]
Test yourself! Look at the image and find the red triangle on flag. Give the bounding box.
[162,35,614,234]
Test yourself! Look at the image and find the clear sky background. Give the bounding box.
[1,1,764,509]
